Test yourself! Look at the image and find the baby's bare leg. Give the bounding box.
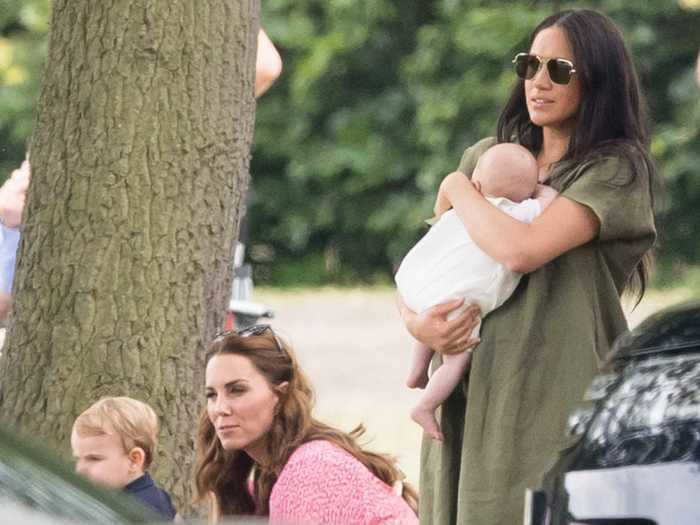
[406,340,433,389]
[411,349,473,441]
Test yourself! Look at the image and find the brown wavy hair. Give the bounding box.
[194,330,418,519]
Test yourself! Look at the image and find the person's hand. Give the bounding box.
[433,182,452,219]
[0,160,30,229]
[400,298,481,355]
[433,171,479,218]
[433,171,459,218]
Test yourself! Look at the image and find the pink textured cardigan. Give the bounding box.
[268,440,418,525]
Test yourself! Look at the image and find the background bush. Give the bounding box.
[1,0,699,286]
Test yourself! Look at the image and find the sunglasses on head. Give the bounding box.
[512,53,577,85]
[214,324,285,354]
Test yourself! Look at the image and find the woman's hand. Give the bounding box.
[399,297,481,355]
[433,171,479,218]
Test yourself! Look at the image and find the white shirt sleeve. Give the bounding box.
[506,198,542,224]
[0,225,20,294]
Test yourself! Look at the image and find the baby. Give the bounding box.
[395,143,558,441]
[71,396,177,520]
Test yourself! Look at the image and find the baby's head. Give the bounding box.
[71,396,159,489]
[472,143,538,202]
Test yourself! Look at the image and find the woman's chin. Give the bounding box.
[218,435,245,451]
[528,111,577,133]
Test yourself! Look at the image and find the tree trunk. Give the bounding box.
[0,0,258,509]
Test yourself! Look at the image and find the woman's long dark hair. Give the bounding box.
[497,9,658,302]
[194,332,418,519]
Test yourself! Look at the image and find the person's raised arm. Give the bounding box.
[435,171,599,274]
[255,28,282,98]
[0,159,30,321]
[0,160,30,229]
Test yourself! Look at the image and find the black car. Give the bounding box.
[0,425,157,524]
[525,301,700,525]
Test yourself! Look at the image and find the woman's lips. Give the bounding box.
[217,424,239,434]
[530,97,555,108]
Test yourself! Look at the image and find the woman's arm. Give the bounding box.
[437,171,599,273]
[255,29,282,98]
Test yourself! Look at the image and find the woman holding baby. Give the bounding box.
[399,9,658,525]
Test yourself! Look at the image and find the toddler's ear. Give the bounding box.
[128,447,147,470]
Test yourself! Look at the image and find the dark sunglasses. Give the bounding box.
[214,324,284,354]
[512,53,577,85]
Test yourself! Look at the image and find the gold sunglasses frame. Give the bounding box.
[512,53,577,85]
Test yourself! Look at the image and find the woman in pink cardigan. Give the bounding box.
[195,325,418,524]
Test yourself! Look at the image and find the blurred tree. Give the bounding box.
[0,0,48,174]
[0,0,258,509]
[250,0,699,285]
[1,1,699,286]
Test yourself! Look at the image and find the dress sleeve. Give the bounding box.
[457,137,498,177]
[560,156,656,243]
[506,198,542,224]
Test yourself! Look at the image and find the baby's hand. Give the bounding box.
[534,183,559,210]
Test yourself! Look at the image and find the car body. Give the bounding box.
[0,425,157,524]
[525,300,700,525]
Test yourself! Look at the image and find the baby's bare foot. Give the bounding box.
[411,406,444,441]
[406,369,429,389]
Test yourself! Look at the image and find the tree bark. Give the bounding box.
[0,0,258,509]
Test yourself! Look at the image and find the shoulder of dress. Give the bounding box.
[273,440,373,505]
[458,137,498,174]
[556,150,644,192]
[467,136,498,154]
[285,440,353,468]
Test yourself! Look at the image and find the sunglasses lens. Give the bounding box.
[515,54,541,80]
[514,54,574,85]
[548,59,574,85]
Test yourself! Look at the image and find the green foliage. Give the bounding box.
[251,0,700,285]
[0,0,48,175]
[1,1,698,285]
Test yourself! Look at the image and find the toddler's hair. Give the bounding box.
[73,396,159,469]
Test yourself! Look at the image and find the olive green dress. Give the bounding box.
[419,138,656,525]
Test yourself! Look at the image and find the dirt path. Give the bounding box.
[256,287,425,482]
[0,286,691,485]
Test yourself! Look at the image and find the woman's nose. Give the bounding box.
[213,395,232,416]
[532,62,552,88]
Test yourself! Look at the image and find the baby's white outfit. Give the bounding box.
[395,197,542,331]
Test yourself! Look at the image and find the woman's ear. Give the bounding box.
[128,447,147,472]
[276,381,289,395]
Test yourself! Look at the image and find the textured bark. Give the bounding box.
[0,0,258,509]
